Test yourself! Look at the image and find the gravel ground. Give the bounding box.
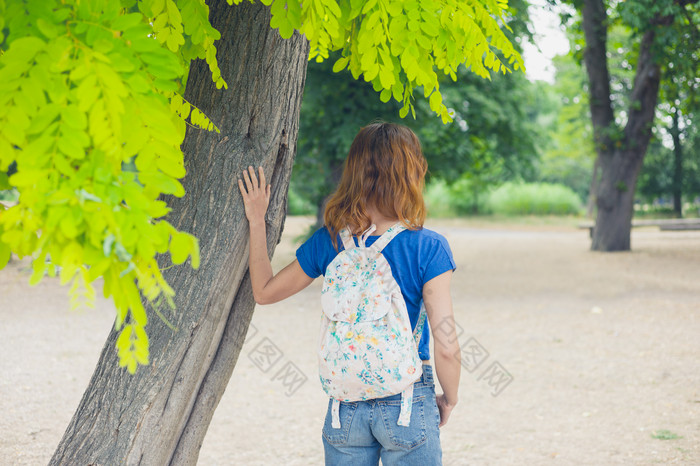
[1,216,699,465]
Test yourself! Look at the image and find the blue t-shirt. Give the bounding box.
[296,226,456,360]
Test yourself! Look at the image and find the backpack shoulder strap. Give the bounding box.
[412,301,427,348]
[338,226,355,251]
[358,224,376,247]
[370,222,406,252]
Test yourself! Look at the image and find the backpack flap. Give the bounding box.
[321,248,393,322]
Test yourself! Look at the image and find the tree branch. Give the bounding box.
[581,0,615,155]
[680,2,699,43]
[623,16,671,154]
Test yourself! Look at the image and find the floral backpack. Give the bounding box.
[319,222,426,428]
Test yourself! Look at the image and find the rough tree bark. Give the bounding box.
[50,2,309,464]
[582,0,665,251]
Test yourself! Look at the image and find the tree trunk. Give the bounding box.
[581,0,614,152]
[671,107,684,217]
[583,0,664,251]
[586,156,600,218]
[591,149,644,250]
[50,2,309,465]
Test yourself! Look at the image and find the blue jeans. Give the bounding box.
[322,364,442,465]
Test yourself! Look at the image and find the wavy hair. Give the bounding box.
[324,122,428,248]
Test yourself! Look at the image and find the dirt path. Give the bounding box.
[1,217,699,465]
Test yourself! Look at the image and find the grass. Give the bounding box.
[651,429,683,440]
[424,180,458,217]
[426,180,585,218]
[633,204,700,219]
[486,182,583,216]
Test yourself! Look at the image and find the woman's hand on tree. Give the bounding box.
[238,166,271,224]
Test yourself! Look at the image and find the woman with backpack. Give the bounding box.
[238,122,461,465]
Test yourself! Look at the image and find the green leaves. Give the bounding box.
[178,0,228,89]
[170,230,200,268]
[1,0,526,375]
[0,205,9,269]
[152,0,185,52]
[260,0,524,123]
[117,323,150,373]
[332,56,350,73]
[0,0,223,374]
[171,93,220,132]
[270,0,302,39]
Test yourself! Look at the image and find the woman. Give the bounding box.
[238,122,460,465]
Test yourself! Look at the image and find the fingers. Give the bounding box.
[242,167,253,192]
[237,178,247,198]
[258,166,266,189]
[248,166,257,188]
[436,394,451,427]
[239,166,270,197]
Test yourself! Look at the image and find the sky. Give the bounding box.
[521,0,571,83]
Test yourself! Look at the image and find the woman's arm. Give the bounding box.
[423,270,460,427]
[238,166,314,304]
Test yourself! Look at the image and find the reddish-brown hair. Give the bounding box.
[324,122,428,248]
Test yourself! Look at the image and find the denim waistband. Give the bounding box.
[415,363,434,389]
[365,364,434,404]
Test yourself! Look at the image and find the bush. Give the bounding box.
[287,187,315,215]
[424,180,457,217]
[486,182,583,215]
[537,155,593,202]
[426,178,494,216]
[447,178,493,215]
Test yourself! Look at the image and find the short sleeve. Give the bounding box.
[295,227,335,279]
[422,234,456,284]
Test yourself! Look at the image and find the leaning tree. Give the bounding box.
[1,0,523,463]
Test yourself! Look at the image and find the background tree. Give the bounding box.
[294,0,543,218]
[565,0,699,250]
[652,20,700,216]
[540,22,639,213]
[423,64,547,212]
[293,56,402,225]
[295,53,545,220]
[637,118,700,214]
[539,52,595,206]
[0,0,524,463]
